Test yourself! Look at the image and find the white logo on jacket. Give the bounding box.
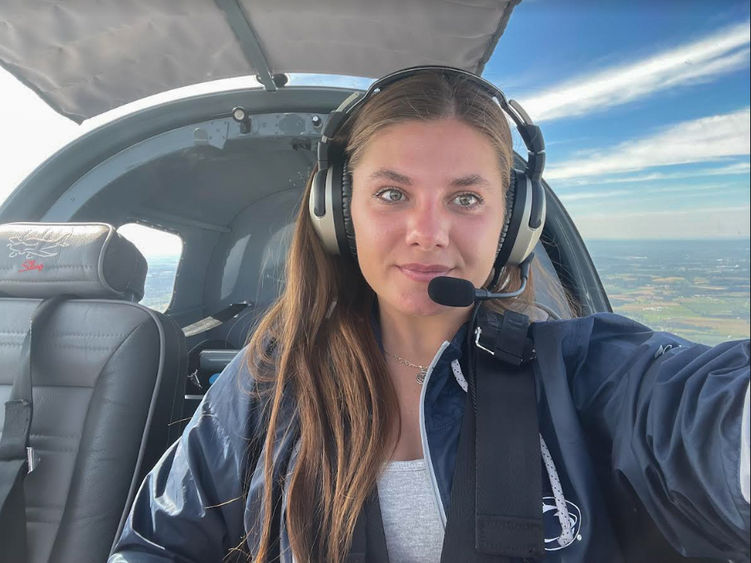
[542,497,582,551]
[654,343,681,359]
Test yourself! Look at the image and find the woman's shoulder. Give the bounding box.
[531,311,749,376]
[529,311,708,366]
[532,311,684,342]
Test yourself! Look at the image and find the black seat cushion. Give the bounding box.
[0,298,185,563]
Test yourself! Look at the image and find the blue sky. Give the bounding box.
[485,0,750,239]
[0,0,748,242]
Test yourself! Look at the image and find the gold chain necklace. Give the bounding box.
[384,350,428,384]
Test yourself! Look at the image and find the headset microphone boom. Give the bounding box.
[427,253,535,307]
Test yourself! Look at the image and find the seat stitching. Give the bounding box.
[30,433,81,440]
[24,383,95,389]
[57,333,130,338]
[27,517,64,524]
[1,332,130,339]
[0,265,96,270]
[49,342,119,351]
[29,444,78,454]
[27,506,64,510]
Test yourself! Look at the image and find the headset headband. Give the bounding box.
[316,66,545,186]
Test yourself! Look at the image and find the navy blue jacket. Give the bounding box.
[110,313,750,562]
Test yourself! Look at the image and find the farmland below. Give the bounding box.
[587,239,750,345]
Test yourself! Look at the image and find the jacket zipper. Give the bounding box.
[418,340,451,527]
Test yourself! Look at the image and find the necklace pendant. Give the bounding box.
[416,368,427,385]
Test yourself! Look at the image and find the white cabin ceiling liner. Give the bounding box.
[0,0,520,122]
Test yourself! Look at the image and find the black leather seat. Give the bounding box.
[0,222,186,563]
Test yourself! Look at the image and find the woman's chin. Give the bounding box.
[381,293,460,319]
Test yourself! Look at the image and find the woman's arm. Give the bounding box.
[109,351,256,562]
[567,313,750,559]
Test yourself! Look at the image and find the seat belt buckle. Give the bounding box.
[26,446,39,473]
[473,322,536,366]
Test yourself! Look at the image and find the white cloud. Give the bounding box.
[560,181,745,208]
[574,205,751,240]
[118,223,183,258]
[560,189,632,202]
[546,108,751,180]
[518,21,750,122]
[555,161,751,188]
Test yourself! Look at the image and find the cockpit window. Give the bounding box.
[117,223,182,312]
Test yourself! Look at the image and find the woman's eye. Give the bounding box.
[375,188,405,203]
[453,193,482,208]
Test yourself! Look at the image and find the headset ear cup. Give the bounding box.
[494,168,546,280]
[340,159,357,259]
[309,165,339,255]
[311,168,327,218]
[494,169,522,275]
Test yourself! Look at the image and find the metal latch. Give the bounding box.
[187,369,203,390]
[26,446,39,474]
[474,326,495,355]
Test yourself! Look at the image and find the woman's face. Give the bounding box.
[350,118,506,318]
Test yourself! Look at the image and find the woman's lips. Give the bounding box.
[396,264,452,282]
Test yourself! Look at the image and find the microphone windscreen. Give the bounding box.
[428,276,476,307]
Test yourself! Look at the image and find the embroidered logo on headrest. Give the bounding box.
[19,259,44,272]
[8,231,71,260]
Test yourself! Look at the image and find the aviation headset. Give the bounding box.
[308,65,546,288]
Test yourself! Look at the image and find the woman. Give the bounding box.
[110,67,750,562]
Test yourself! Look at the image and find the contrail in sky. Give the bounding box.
[518,21,750,123]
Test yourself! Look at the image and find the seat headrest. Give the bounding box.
[0,222,147,301]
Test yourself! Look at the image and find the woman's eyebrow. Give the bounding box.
[368,169,491,188]
[368,168,412,185]
[451,174,490,187]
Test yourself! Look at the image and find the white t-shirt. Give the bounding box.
[377,458,445,562]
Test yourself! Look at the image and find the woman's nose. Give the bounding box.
[404,201,449,248]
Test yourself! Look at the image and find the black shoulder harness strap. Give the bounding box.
[347,307,544,562]
[440,308,544,561]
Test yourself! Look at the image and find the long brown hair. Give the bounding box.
[245,71,536,562]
